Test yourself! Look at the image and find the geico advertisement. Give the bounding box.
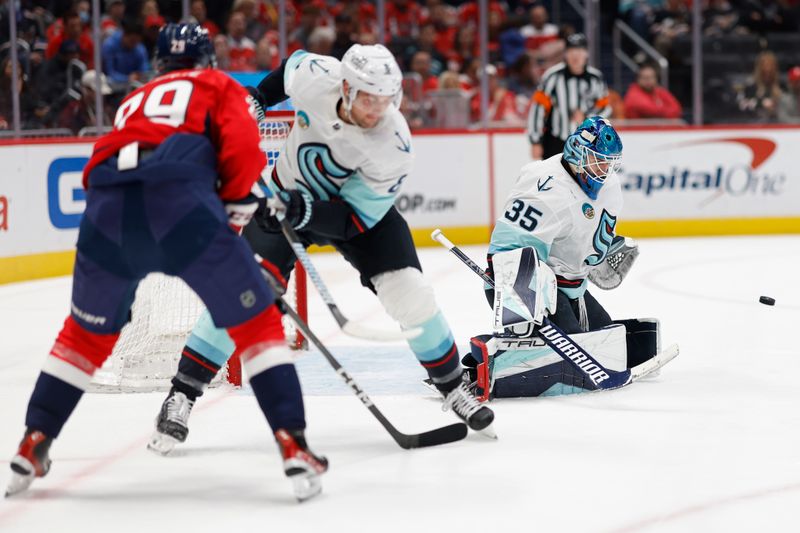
[491,129,800,221]
[620,130,799,218]
[0,143,92,257]
[397,133,490,228]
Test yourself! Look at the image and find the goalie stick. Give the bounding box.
[431,229,677,390]
[275,213,422,342]
[259,262,469,449]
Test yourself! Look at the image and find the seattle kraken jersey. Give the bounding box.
[489,154,623,298]
[270,50,414,229]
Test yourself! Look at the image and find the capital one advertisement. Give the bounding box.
[491,128,800,222]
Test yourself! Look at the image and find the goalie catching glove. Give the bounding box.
[588,235,639,290]
[256,189,314,233]
[491,247,557,334]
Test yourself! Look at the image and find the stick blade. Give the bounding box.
[394,423,469,449]
[341,322,423,342]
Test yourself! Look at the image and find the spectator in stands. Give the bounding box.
[703,0,745,37]
[307,26,336,56]
[740,0,799,34]
[227,10,257,71]
[331,13,358,59]
[385,0,423,40]
[506,53,537,100]
[140,0,160,20]
[45,10,94,68]
[448,24,478,72]
[409,50,439,93]
[101,0,125,40]
[623,63,683,119]
[650,0,690,58]
[234,0,267,43]
[403,22,446,76]
[778,66,800,123]
[101,18,150,84]
[737,51,784,123]
[255,36,275,71]
[57,69,113,134]
[0,57,42,130]
[470,64,525,125]
[428,2,457,58]
[213,34,231,70]
[142,15,165,58]
[190,0,220,38]
[330,0,377,34]
[35,39,82,126]
[520,4,558,51]
[290,2,326,51]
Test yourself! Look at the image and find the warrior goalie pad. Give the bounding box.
[492,247,557,332]
[463,320,661,399]
[588,236,639,290]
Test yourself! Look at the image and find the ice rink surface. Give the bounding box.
[1,237,798,532]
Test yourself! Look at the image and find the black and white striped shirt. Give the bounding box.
[527,63,611,144]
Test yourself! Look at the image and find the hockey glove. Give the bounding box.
[225,194,260,233]
[256,189,313,233]
[245,87,266,123]
[588,236,639,290]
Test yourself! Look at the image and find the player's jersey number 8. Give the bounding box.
[114,79,195,130]
[504,199,543,231]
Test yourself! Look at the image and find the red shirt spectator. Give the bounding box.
[191,0,220,38]
[520,5,558,50]
[623,65,683,119]
[330,0,377,32]
[102,0,126,39]
[46,13,94,68]
[227,11,257,71]
[385,0,423,39]
[457,1,506,26]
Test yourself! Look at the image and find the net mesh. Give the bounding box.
[90,114,300,392]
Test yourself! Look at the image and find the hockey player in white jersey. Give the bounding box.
[148,44,495,457]
[460,117,663,399]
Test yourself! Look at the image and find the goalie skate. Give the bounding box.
[275,429,328,502]
[442,382,496,438]
[148,390,194,456]
[6,430,53,497]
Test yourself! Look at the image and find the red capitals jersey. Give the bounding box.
[83,68,266,202]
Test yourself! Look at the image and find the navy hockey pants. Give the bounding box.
[73,135,273,334]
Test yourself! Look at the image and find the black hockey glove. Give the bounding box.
[245,86,266,123]
[256,189,313,233]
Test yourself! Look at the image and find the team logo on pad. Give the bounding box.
[582,203,595,219]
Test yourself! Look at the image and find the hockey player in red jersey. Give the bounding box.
[6,23,326,502]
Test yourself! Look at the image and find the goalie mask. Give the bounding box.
[562,116,623,200]
[340,44,403,127]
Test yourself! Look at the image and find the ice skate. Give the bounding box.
[6,430,53,497]
[442,382,496,439]
[148,389,194,456]
[275,429,328,502]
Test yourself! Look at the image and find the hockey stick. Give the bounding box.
[276,217,422,342]
[260,267,468,449]
[432,229,647,390]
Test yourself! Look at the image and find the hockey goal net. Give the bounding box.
[91,112,306,392]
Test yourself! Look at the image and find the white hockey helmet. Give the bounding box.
[340,43,403,113]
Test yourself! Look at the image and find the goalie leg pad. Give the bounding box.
[614,318,660,368]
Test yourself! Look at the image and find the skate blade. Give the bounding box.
[5,470,35,498]
[147,432,179,456]
[289,472,322,502]
[476,423,498,440]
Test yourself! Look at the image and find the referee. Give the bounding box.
[527,33,611,160]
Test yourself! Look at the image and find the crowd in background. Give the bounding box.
[1,0,800,134]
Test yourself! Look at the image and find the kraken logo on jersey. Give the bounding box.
[584,209,617,266]
[582,203,595,219]
[297,143,352,201]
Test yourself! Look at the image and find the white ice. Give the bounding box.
[1,237,799,532]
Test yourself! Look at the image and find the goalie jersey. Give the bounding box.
[489,154,623,298]
[269,50,414,230]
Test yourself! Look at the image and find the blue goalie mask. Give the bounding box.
[156,23,216,74]
[562,116,623,200]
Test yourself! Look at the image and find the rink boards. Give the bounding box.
[2,125,800,284]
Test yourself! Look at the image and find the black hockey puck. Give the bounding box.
[759,296,776,306]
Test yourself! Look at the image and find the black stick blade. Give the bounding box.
[394,423,469,449]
